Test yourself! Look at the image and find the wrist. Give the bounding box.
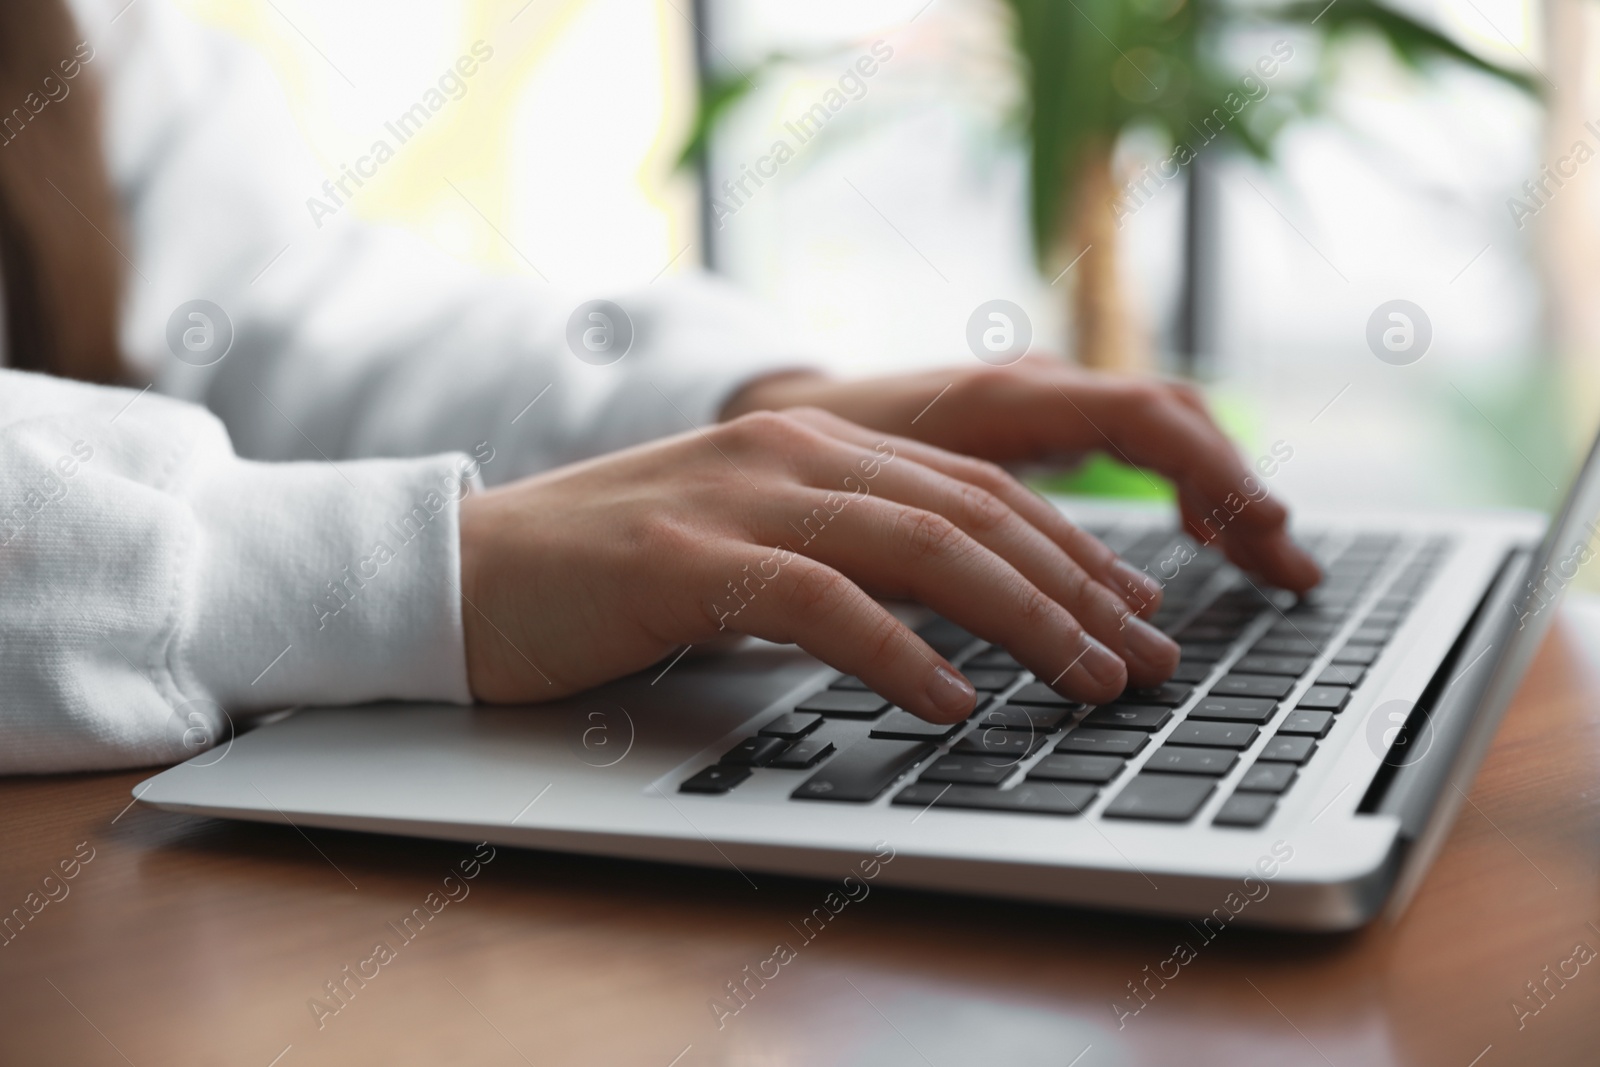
[719,371,834,420]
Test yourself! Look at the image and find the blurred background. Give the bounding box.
[179,0,1600,515]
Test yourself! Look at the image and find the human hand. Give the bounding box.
[458,408,1180,719]
[723,362,1322,594]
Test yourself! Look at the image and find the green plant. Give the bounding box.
[684,0,1536,371]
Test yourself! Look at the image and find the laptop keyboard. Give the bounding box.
[678,527,1453,830]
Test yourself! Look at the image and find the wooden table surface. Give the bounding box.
[4,611,1600,1067]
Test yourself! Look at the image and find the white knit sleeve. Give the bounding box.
[0,370,472,774]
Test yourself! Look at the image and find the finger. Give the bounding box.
[782,407,1166,616]
[706,545,979,723]
[786,439,1177,685]
[945,368,1318,590]
[1177,485,1322,594]
[861,387,1316,604]
[1078,383,1321,588]
[1164,384,1312,553]
[775,493,1129,706]
[1165,379,1214,423]
[1097,383,1286,527]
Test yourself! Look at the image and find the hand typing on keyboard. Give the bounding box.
[725,363,1323,595]
[459,365,1321,724]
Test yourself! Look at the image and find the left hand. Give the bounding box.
[722,360,1322,594]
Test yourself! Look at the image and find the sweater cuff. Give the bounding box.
[182,453,474,712]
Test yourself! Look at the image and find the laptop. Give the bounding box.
[133,430,1600,931]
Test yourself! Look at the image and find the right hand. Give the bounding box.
[458,408,1180,722]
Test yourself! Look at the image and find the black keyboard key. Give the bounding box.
[1283,604,1347,622]
[1120,529,1178,563]
[964,669,1021,692]
[975,703,1074,732]
[1237,762,1298,793]
[1278,709,1334,737]
[1143,745,1239,776]
[1282,593,1343,609]
[1008,682,1078,708]
[1333,644,1382,666]
[1297,686,1352,712]
[1120,682,1193,707]
[1212,674,1296,700]
[1175,624,1241,643]
[1001,781,1100,815]
[1270,619,1341,637]
[1168,721,1260,749]
[1233,654,1312,678]
[795,690,890,718]
[1213,585,1285,610]
[1315,665,1365,687]
[893,781,1097,816]
[964,647,1023,670]
[869,710,965,741]
[1056,728,1149,757]
[1171,661,1212,683]
[951,729,1050,760]
[1187,696,1276,724]
[1104,774,1215,821]
[1214,792,1277,828]
[1177,642,1231,663]
[1082,704,1172,731]
[829,675,872,691]
[1349,625,1394,644]
[759,712,824,740]
[680,764,751,794]
[768,737,836,769]
[919,754,1016,785]
[722,736,789,766]
[1259,735,1318,764]
[916,618,978,658]
[1188,610,1255,629]
[792,740,935,802]
[1251,636,1323,657]
[1028,753,1125,784]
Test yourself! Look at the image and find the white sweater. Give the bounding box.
[0,2,810,773]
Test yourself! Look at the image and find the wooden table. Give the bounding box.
[4,611,1600,1067]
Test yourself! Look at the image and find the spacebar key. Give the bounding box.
[792,740,936,802]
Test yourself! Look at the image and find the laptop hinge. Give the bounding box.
[1356,546,1527,831]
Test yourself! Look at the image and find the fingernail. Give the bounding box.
[1112,559,1163,606]
[925,665,977,720]
[1123,614,1179,669]
[1076,634,1126,688]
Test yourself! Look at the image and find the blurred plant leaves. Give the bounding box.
[683,0,1539,271]
[1011,0,1538,269]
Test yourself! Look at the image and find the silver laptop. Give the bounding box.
[134,431,1600,930]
